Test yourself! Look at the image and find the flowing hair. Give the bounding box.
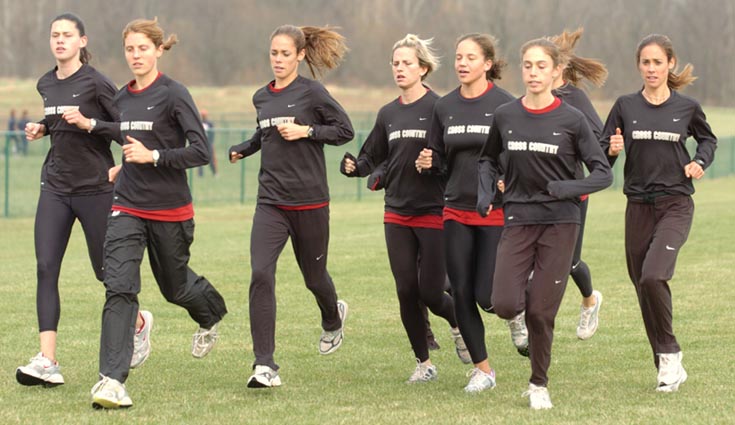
[271,25,348,78]
[549,28,607,87]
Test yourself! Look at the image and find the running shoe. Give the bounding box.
[407,359,438,383]
[656,351,688,392]
[91,375,132,409]
[247,365,282,388]
[523,383,553,410]
[507,311,530,357]
[577,290,603,340]
[464,367,496,393]
[131,310,153,368]
[16,353,64,387]
[192,321,220,358]
[450,327,472,364]
[319,300,348,355]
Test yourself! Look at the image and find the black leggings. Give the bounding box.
[570,198,593,298]
[34,190,112,332]
[385,223,456,362]
[444,220,502,364]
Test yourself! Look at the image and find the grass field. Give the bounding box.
[1,176,734,424]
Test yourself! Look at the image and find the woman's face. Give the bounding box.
[638,43,674,91]
[270,34,305,82]
[522,46,560,96]
[49,19,87,64]
[455,39,491,86]
[124,32,163,80]
[391,47,426,90]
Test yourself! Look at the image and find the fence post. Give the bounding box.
[356,132,362,201]
[240,130,248,204]
[4,135,9,217]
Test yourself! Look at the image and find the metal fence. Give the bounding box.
[2,129,733,217]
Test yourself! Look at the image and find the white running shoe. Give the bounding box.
[91,375,132,409]
[656,351,688,392]
[464,367,496,393]
[507,311,529,357]
[192,322,220,358]
[131,310,153,368]
[450,327,472,364]
[407,360,438,383]
[247,365,282,388]
[319,300,348,355]
[16,353,64,387]
[577,290,603,340]
[523,383,553,410]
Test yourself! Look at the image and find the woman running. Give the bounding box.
[478,38,612,409]
[601,34,716,393]
[16,13,151,388]
[549,28,608,339]
[67,18,228,408]
[229,25,353,389]
[415,33,523,393]
[340,34,467,383]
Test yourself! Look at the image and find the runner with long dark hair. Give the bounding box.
[229,24,353,389]
[549,28,608,339]
[601,34,716,393]
[16,13,151,388]
[416,33,522,393]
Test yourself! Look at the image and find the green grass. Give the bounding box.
[1,176,734,424]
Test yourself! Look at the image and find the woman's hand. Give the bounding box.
[684,161,705,180]
[108,165,122,183]
[277,123,310,141]
[230,151,244,163]
[415,148,433,173]
[122,136,153,164]
[62,108,93,131]
[608,127,624,156]
[25,122,46,141]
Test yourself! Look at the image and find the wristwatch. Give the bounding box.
[694,159,705,167]
[307,126,315,139]
[152,149,160,167]
[88,118,97,133]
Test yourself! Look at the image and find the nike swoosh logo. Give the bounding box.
[419,117,427,121]
[287,104,296,108]
[147,106,156,110]
[553,132,562,136]
[555,280,563,284]
[507,216,514,220]
[673,118,681,122]
[632,120,637,124]
[72,93,81,97]
[316,254,325,261]
[485,113,493,117]
[665,245,676,251]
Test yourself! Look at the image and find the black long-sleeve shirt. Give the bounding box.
[230,75,354,206]
[553,83,604,181]
[478,98,613,226]
[600,90,717,197]
[427,83,515,211]
[347,90,444,216]
[94,73,209,210]
[36,64,118,195]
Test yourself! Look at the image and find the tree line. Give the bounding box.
[1,0,733,105]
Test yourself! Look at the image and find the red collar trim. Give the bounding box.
[523,96,562,114]
[128,72,163,94]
